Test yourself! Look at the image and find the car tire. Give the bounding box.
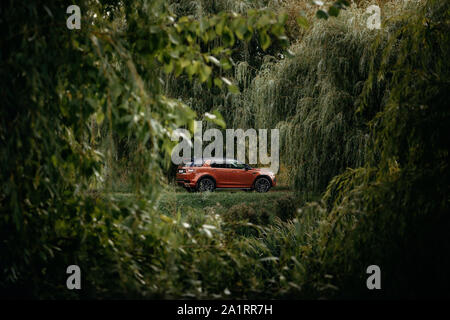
[254,177,271,193]
[197,177,215,192]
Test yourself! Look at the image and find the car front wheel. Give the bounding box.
[254,177,271,193]
[197,177,215,192]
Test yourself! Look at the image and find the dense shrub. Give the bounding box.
[274,194,298,221]
[222,203,270,236]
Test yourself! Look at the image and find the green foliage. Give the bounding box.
[0,0,290,298]
[274,194,298,221]
[223,203,271,236]
[316,1,351,20]
[298,0,450,298]
[225,203,271,225]
[2,0,448,300]
[155,0,450,299]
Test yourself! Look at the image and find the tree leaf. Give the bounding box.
[296,16,309,28]
[328,5,340,17]
[316,10,329,20]
[259,30,271,51]
[228,84,240,94]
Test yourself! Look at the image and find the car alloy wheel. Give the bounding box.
[198,177,215,192]
[255,177,271,193]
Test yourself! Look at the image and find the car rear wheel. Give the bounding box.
[197,177,215,192]
[254,177,271,193]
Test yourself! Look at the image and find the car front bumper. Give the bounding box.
[176,173,196,188]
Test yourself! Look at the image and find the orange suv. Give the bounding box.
[176,158,276,192]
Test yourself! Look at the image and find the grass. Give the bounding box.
[157,186,299,215]
[112,185,321,221]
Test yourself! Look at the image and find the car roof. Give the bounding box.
[187,157,240,163]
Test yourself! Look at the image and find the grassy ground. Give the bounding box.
[112,185,320,219]
[157,186,294,215]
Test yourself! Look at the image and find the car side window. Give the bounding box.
[226,161,245,169]
[211,162,225,168]
[235,163,245,169]
[225,162,235,169]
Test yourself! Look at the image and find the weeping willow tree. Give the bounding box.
[224,1,418,193]
[294,0,450,298]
